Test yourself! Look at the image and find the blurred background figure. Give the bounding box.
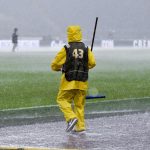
[12,28,18,52]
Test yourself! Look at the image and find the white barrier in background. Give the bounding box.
[101,40,114,48]
[133,40,150,48]
[50,40,65,48]
[0,40,12,49]
[0,39,150,52]
[0,40,40,52]
[0,40,64,52]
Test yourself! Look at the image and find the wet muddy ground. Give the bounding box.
[0,112,150,150]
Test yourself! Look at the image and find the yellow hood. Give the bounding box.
[67,25,82,42]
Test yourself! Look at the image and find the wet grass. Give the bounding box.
[88,70,150,101]
[0,49,150,110]
[0,71,61,109]
[86,98,150,113]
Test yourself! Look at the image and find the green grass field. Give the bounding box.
[0,48,150,110]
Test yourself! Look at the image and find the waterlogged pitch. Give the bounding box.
[0,48,150,150]
[0,112,150,150]
[0,48,150,109]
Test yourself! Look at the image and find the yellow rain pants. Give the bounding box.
[57,89,86,131]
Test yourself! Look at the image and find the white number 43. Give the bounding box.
[72,49,84,59]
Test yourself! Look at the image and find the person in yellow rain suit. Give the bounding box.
[51,25,96,132]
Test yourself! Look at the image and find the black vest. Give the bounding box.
[63,42,88,82]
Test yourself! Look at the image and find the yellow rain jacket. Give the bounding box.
[51,26,96,131]
[51,26,96,91]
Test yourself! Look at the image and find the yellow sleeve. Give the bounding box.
[88,48,96,69]
[51,47,66,71]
